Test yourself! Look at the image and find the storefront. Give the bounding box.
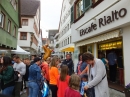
[71,0,130,94]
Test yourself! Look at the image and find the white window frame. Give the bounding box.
[0,12,5,28]
[7,20,11,32]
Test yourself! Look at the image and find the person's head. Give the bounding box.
[66,54,71,60]
[82,74,88,82]
[99,53,103,59]
[13,55,20,63]
[24,58,30,65]
[31,55,36,60]
[82,52,94,65]
[78,53,83,61]
[46,57,51,64]
[34,57,41,66]
[69,74,80,90]
[50,57,59,67]
[1,56,12,67]
[60,65,68,81]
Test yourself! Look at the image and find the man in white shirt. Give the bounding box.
[13,55,26,97]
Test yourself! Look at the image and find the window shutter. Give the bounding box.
[83,0,92,12]
[71,5,74,23]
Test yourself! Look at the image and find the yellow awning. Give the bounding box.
[75,30,120,47]
[61,47,74,52]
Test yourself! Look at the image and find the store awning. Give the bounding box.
[76,30,120,47]
[61,47,74,52]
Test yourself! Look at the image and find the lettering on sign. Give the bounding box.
[80,8,127,36]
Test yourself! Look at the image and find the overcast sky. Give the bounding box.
[40,0,62,38]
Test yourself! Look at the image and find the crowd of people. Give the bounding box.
[0,52,112,97]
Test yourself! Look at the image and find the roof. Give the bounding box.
[21,0,40,16]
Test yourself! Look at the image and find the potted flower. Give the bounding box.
[125,83,130,97]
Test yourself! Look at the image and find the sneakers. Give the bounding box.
[20,91,23,95]
[23,89,26,93]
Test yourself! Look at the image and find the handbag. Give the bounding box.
[13,71,19,81]
[85,65,106,97]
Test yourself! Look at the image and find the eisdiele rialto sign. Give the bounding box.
[80,8,127,36]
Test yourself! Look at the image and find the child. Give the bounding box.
[65,74,81,97]
[80,75,88,97]
[57,65,70,97]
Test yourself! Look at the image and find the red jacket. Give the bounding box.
[65,87,81,97]
[57,75,70,97]
[41,62,49,81]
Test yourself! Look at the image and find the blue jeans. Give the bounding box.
[28,82,40,97]
[2,86,14,95]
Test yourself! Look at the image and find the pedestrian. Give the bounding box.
[76,53,87,75]
[41,57,51,86]
[23,58,31,96]
[117,52,124,85]
[13,55,26,97]
[30,55,36,65]
[99,53,108,69]
[0,56,15,96]
[61,54,74,76]
[57,65,70,97]
[64,74,81,97]
[82,53,109,97]
[28,57,42,97]
[80,74,88,97]
[49,57,59,97]
[107,50,117,83]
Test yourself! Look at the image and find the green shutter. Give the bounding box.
[71,6,74,23]
[83,0,92,12]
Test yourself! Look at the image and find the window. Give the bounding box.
[62,41,63,47]
[92,0,103,7]
[76,0,83,19]
[70,36,71,43]
[66,39,67,45]
[20,32,27,40]
[67,24,69,31]
[72,0,92,22]
[68,37,69,44]
[22,19,28,26]
[13,26,16,37]
[7,20,11,33]
[0,12,5,28]
[11,0,17,10]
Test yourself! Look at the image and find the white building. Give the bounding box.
[71,0,130,96]
[18,0,41,55]
[58,0,75,59]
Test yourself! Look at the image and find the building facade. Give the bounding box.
[58,0,75,59]
[0,0,20,50]
[47,29,58,49]
[71,0,130,96]
[18,0,41,55]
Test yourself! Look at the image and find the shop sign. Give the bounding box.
[80,8,127,36]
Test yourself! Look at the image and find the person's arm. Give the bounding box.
[85,60,105,89]
[0,66,13,80]
[80,66,88,75]
[19,64,26,75]
[76,63,79,74]
[36,67,42,81]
